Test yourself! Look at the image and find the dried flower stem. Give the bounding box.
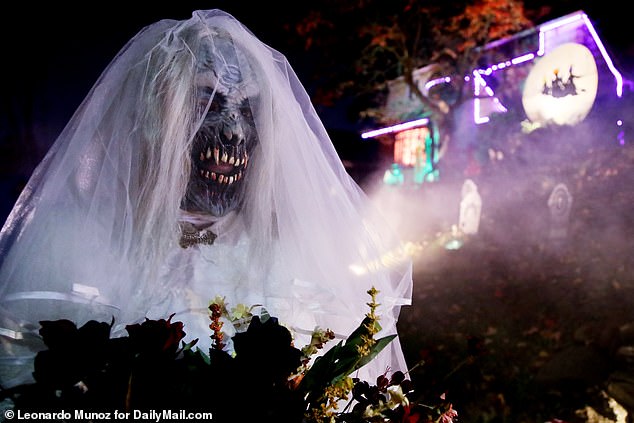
[208,303,225,351]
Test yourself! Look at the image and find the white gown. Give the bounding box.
[0,9,413,389]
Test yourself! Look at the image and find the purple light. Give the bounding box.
[476,54,533,76]
[539,12,584,32]
[361,118,429,139]
[473,72,489,124]
[535,11,623,97]
[511,53,534,65]
[538,31,545,57]
[469,10,626,123]
[472,70,508,125]
[425,76,451,90]
[581,14,624,97]
[537,12,585,56]
[470,12,590,124]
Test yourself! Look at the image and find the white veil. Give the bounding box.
[0,9,412,388]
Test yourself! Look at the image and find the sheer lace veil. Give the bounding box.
[0,10,412,387]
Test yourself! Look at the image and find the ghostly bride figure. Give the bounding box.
[0,10,412,388]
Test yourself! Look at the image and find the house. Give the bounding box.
[362,10,632,186]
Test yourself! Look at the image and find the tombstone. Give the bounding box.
[459,179,482,235]
[548,183,573,240]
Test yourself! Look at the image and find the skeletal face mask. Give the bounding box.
[181,33,259,217]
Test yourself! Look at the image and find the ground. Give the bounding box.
[386,123,634,422]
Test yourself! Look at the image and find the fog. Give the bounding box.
[361,93,634,281]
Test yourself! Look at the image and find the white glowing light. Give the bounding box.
[522,43,598,126]
[349,242,422,275]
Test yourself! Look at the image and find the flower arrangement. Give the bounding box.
[2,288,458,422]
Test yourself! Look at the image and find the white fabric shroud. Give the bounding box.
[0,9,412,388]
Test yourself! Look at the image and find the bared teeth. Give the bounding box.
[198,167,245,184]
[197,147,249,184]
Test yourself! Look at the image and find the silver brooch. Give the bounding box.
[179,222,217,249]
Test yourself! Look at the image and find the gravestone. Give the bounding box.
[548,183,573,240]
[459,179,482,235]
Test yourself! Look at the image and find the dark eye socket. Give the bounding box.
[199,86,215,100]
[209,98,222,113]
[199,91,225,114]
[240,99,253,119]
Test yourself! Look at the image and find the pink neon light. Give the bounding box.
[581,14,624,97]
[361,118,429,139]
[537,12,584,55]
[511,53,534,65]
[473,72,489,124]
[536,12,622,96]
[425,76,451,90]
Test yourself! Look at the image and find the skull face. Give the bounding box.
[181,36,259,217]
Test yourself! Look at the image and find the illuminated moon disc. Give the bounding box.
[522,43,598,126]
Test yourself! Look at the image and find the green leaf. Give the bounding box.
[300,342,344,393]
[356,334,396,369]
[298,317,396,405]
[346,317,383,343]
